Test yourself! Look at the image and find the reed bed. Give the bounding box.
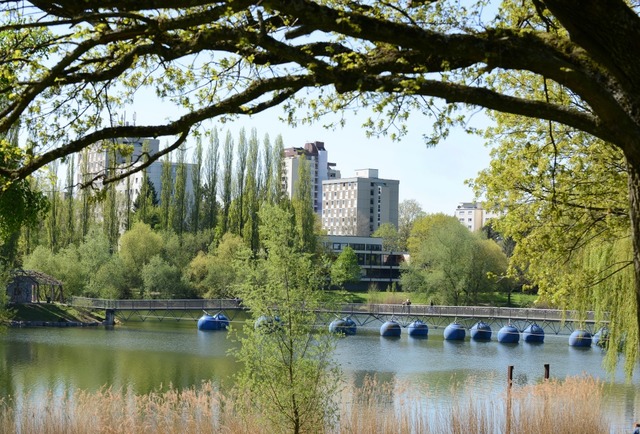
[339,375,611,434]
[0,375,612,434]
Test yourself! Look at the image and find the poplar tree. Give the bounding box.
[292,158,316,253]
[243,129,261,252]
[262,133,273,204]
[79,149,92,239]
[190,137,203,233]
[203,130,220,233]
[61,155,75,247]
[233,128,248,235]
[45,161,60,252]
[102,151,119,252]
[123,154,132,232]
[271,135,285,206]
[219,131,234,236]
[135,141,151,225]
[169,145,188,236]
[159,153,173,231]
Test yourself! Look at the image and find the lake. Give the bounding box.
[1,318,638,432]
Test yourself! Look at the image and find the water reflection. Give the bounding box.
[1,321,639,432]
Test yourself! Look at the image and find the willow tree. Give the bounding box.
[404,214,508,305]
[474,99,633,370]
[4,0,640,365]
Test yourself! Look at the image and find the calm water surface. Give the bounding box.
[1,318,639,432]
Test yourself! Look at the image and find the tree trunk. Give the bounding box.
[626,160,640,341]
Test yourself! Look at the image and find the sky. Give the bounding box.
[202,106,493,216]
[127,82,494,216]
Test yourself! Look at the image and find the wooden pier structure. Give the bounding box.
[70,297,605,335]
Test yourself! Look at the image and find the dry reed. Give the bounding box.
[0,375,612,434]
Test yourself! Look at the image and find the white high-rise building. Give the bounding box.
[322,169,399,237]
[76,138,194,226]
[76,137,163,198]
[282,141,339,215]
[455,202,499,231]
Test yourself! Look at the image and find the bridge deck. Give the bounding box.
[71,296,602,325]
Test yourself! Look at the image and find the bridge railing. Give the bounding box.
[70,297,243,311]
[71,297,601,323]
[318,303,598,322]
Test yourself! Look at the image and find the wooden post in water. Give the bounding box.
[544,363,550,380]
[506,365,513,434]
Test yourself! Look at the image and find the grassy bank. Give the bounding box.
[324,290,538,308]
[6,303,104,324]
[0,376,611,434]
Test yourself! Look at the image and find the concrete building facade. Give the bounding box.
[322,169,399,237]
[455,202,499,231]
[282,141,339,215]
[76,138,194,206]
[76,138,194,230]
[322,235,405,291]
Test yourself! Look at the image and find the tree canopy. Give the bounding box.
[330,245,361,289]
[403,213,508,305]
[3,1,637,184]
[234,204,340,433]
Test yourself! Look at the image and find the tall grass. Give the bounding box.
[339,375,610,434]
[0,375,611,434]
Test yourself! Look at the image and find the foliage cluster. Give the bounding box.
[471,9,636,371]
[7,128,295,299]
[402,213,510,305]
[233,204,341,433]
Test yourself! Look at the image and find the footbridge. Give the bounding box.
[70,297,605,335]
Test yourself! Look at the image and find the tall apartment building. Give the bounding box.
[322,169,399,237]
[455,202,498,231]
[282,141,339,215]
[77,137,193,215]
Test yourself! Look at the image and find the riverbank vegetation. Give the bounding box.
[6,303,103,323]
[3,125,517,308]
[0,375,610,434]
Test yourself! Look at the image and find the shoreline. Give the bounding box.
[8,319,105,327]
